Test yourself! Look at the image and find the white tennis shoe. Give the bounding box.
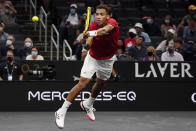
[80,101,96,121]
[55,108,67,129]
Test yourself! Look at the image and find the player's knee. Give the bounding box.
[77,78,90,89]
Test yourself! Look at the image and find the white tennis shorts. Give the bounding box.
[80,52,116,80]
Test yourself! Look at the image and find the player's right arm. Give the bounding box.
[80,33,93,50]
[85,36,93,49]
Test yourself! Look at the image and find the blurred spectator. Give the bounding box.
[86,0,100,8]
[186,40,194,52]
[143,46,160,61]
[183,40,195,61]
[0,49,23,81]
[0,22,8,42]
[156,28,176,52]
[165,0,174,8]
[84,0,99,22]
[160,15,176,37]
[134,22,151,43]
[116,39,123,54]
[26,47,44,60]
[128,36,147,61]
[19,37,34,60]
[177,4,196,33]
[59,3,79,45]
[0,35,18,59]
[42,0,51,13]
[77,13,86,35]
[124,28,137,51]
[184,0,196,8]
[70,33,83,60]
[64,4,79,26]
[183,18,196,39]
[174,37,184,55]
[143,16,161,36]
[116,40,131,60]
[161,40,184,61]
[90,7,96,23]
[99,0,120,8]
[135,0,157,9]
[0,0,17,24]
[70,13,88,60]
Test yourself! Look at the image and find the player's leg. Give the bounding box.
[85,78,105,107]
[80,78,104,121]
[66,77,91,102]
[80,56,116,121]
[55,77,91,128]
[91,78,105,98]
[55,51,96,128]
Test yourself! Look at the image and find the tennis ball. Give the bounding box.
[32,16,39,22]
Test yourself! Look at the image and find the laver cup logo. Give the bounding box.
[135,63,194,78]
[28,91,136,102]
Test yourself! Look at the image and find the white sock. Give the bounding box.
[61,100,72,111]
[84,96,96,107]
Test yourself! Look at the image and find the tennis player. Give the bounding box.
[55,5,119,129]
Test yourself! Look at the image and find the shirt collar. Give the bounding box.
[166,51,177,56]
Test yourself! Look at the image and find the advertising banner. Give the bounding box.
[0,81,196,111]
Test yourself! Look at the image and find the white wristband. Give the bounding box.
[89,31,97,37]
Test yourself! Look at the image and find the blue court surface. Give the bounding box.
[0,112,196,131]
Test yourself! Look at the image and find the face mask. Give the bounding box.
[7,57,13,62]
[165,19,170,24]
[146,19,153,24]
[25,42,31,48]
[70,8,76,14]
[0,27,3,32]
[32,51,38,56]
[187,46,192,51]
[6,40,12,46]
[147,52,153,56]
[129,33,136,39]
[168,48,173,54]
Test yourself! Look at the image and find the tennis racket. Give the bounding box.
[84,7,91,32]
[82,7,91,49]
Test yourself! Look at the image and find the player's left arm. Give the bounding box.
[96,24,115,36]
[84,24,115,37]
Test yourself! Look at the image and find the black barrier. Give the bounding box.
[17,61,196,81]
[0,81,196,111]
